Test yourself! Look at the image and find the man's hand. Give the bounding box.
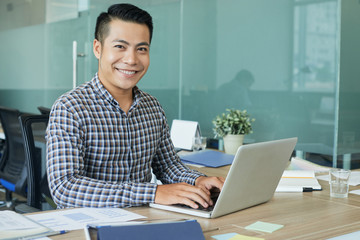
[154,176,225,209]
[195,176,225,194]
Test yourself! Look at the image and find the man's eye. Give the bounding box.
[138,48,148,53]
[115,45,125,49]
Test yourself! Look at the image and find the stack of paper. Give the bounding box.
[276,170,322,192]
[0,210,58,240]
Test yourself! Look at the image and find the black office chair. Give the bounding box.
[18,114,56,211]
[0,106,27,208]
[37,106,51,115]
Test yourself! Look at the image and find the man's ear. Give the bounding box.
[93,39,101,59]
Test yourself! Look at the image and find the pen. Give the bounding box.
[303,187,321,192]
[46,230,69,237]
[203,227,220,233]
[303,187,313,192]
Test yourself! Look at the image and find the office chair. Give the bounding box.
[37,106,51,115]
[0,128,7,207]
[0,106,27,208]
[17,114,56,212]
[0,136,6,169]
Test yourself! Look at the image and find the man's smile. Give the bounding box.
[116,68,138,76]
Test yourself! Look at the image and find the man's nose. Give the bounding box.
[123,50,137,65]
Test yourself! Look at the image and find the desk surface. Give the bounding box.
[41,166,360,240]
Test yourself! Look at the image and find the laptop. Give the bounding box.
[150,137,297,218]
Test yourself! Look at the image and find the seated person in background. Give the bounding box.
[46,3,224,209]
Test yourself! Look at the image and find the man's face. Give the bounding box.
[93,19,150,96]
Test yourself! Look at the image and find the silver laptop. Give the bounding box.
[150,137,297,218]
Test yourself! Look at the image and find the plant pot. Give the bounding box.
[223,134,244,155]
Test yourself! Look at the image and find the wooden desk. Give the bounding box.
[42,167,360,240]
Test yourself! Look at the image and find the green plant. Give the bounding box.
[212,109,255,137]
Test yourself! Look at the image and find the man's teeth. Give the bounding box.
[119,69,136,75]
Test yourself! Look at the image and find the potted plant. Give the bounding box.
[212,109,255,154]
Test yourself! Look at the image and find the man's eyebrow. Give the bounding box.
[112,39,150,47]
[136,42,150,47]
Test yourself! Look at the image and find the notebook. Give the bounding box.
[276,170,322,192]
[150,137,297,218]
[86,220,205,240]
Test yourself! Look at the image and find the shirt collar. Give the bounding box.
[91,72,143,108]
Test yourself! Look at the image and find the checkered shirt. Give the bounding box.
[46,73,204,208]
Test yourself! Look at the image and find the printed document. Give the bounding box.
[27,208,145,231]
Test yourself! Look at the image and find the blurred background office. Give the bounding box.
[0,0,359,169]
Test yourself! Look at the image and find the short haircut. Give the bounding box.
[95,3,153,45]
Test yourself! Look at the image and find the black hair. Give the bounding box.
[95,3,153,44]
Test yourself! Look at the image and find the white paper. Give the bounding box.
[349,189,360,195]
[27,208,146,231]
[288,157,331,172]
[170,119,200,150]
[327,230,360,239]
[0,210,42,231]
[316,171,360,186]
[276,170,322,192]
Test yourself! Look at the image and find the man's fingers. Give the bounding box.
[176,184,212,208]
[195,176,225,192]
[179,190,211,208]
[155,183,212,209]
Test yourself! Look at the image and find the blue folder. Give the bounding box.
[95,220,205,240]
[180,150,234,167]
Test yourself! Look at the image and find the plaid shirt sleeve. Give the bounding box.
[47,100,157,208]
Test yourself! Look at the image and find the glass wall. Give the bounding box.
[1,0,360,168]
[0,0,90,112]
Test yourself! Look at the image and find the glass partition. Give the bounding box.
[0,0,90,113]
[1,0,360,168]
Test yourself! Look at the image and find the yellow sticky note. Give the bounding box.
[229,234,264,240]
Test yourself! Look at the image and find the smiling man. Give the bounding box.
[46,3,224,209]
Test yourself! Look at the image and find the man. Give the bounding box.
[47,3,224,209]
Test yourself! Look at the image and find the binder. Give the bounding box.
[180,150,234,167]
[89,220,205,240]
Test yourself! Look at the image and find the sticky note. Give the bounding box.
[245,221,284,233]
[229,234,264,240]
[212,233,264,240]
[212,233,238,240]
